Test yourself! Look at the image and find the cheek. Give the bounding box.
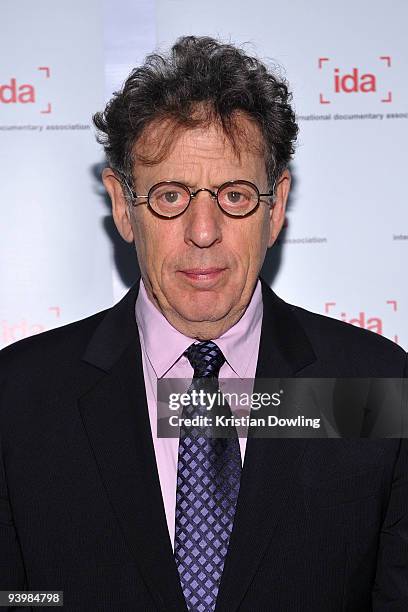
[233,217,270,265]
[132,217,179,274]
[256,210,273,253]
[131,217,157,275]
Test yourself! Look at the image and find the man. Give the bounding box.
[0,36,407,611]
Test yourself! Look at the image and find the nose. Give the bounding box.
[184,189,223,248]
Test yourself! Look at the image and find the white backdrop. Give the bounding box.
[1,0,407,349]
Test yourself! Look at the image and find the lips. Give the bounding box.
[178,268,227,283]
[181,268,225,274]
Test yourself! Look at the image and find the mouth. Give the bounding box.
[178,268,227,285]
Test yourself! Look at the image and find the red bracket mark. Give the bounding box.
[318,58,330,104]
[319,93,330,104]
[393,335,399,344]
[381,91,392,103]
[38,66,50,78]
[48,306,61,318]
[40,103,52,114]
[324,302,336,314]
[386,300,398,311]
[318,57,330,69]
[379,56,391,67]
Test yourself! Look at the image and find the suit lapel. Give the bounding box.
[214,279,317,611]
[79,282,187,611]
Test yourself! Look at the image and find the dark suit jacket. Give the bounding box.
[0,279,407,611]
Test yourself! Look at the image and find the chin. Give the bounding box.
[176,304,228,324]
[168,293,231,323]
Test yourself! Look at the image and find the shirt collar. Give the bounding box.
[135,278,263,379]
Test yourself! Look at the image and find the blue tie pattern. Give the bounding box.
[174,341,242,611]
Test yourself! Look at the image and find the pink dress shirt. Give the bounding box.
[135,278,263,548]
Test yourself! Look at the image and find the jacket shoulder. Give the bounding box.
[289,302,407,376]
[0,309,108,376]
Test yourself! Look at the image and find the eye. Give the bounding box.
[163,191,181,204]
[163,191,180,204]
[226,190,245,204]
[151,187,188,205]
[219,184,255,207]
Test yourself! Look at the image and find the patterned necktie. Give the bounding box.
[174,341,242,611]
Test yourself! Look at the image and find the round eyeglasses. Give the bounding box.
[119,175,276,219]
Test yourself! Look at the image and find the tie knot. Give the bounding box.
[184,341,225,378]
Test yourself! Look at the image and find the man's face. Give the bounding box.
[103,118,290,339]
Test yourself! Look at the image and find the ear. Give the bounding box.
[268,168,291,247]
[102,167,134,243]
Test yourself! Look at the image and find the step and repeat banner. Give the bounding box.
[1,0,407,349]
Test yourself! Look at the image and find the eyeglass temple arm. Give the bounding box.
[259,181,277,205]
[114,172,148,206]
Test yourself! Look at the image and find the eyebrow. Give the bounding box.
[151,179,246,190]
[148,179,194,188]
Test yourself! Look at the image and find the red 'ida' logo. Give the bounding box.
[334,68,376,93]
[324,300,398,344]
[0,79,35,103]
[0,66,52,113]
[318,56,392,104]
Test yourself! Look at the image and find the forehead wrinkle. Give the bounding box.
[133,121,267,190]
[139,148,241,187]
[137,121,244,166]
[133,110,265,164]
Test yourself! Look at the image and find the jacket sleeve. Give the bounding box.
[0,431,29,609]
[0,343,31,610]
[372,436,408,609]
